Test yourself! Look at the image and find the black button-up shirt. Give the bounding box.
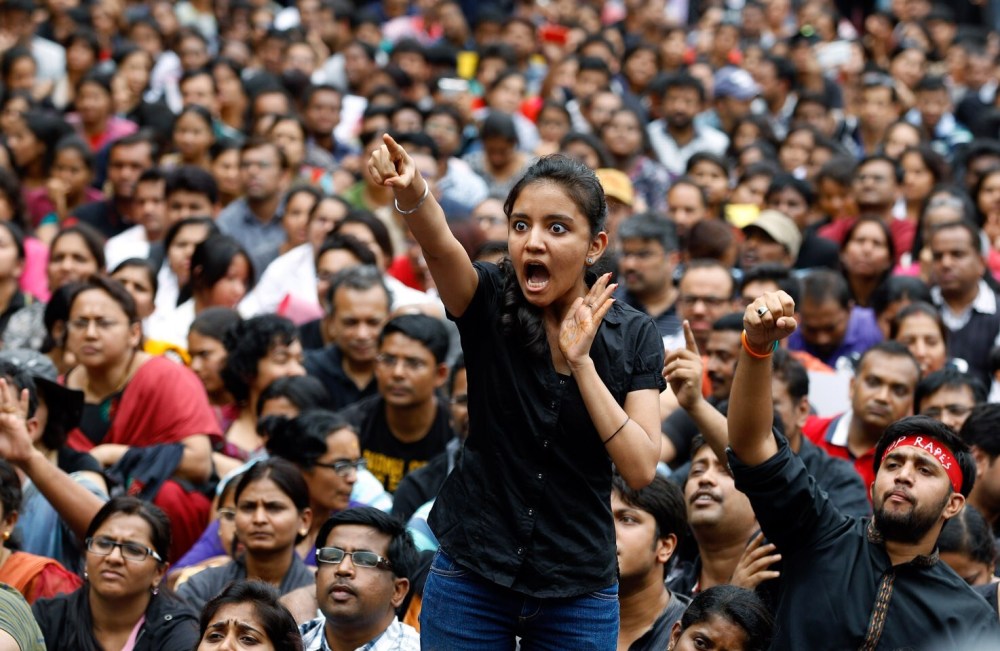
[730,435,1000,650]
[429,263,666,597]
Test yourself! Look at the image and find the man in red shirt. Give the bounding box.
[803,341,920,490]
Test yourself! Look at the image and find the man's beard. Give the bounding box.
[873,490,948,544]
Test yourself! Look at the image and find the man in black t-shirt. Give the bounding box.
[336,313,455,492]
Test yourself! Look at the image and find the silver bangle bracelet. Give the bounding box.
[393,181,430,215]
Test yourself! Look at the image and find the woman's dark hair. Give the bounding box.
[0,220,25,262]
[255,376,329,418]
[112,257,159,298]
[938,505,998,568]
[537,100,571,127]
[0,459,21,520]
[0,167,27,231]
[221,314,299,403]
[486,68,526,97]
[68,275,140,326]
[900,144,950,187]
[840,216,896,292]
[333,210,395,261]
[0,46,34,86]
[173,104,215,138]
[974,165,1000,228]
[889,300,947,342]
[53,135,96,173]
[480,110,519,145]
[285,184,324,213]
[189,234,255,297]
[601,106,653,159]
[164,217,219,257]
[870,275,932,319]
[559,131,614,168]
[85,496,171,563]
[498,155,607,357]
[51,224,107,273]
[686,150,730,177]
[263,410,356,469]
[64,28,101,62]
[75,70,113,97]
[112,43,150,68]
[15,112,73,175]
[190,306,241,341]
[233,458,310,544]
[677,585,775,651]
[727,113,778,160]
[210,138,242,162]
[198,581,304,651]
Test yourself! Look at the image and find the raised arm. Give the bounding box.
[727,291,797,466]
[563,275,661,488]
[0,381,105,539]
[663,321,729,464]
[368,134,480,317]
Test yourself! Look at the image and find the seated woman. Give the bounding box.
[112,258,189,363]
[195,580,303,651]
[27,136,104,244]
[188,307,242,430]
[169,469,244,581]
[669,585,774,651]
[32,496,200,650]
[176,458,315,611]
[151,217,219,326]
[0,459,81,603]
[216,315,306,475]
[890,301,963,377]
[3,224,106,351]
[63,276,220,560]
[0,222,34,337]
[147,234,254,350]
[263,411,367,564]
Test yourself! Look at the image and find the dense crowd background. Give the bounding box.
[0,0,997,648]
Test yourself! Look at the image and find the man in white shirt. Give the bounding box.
[298,508,420,651]
[104,169,167,270]
[647,72,728,176]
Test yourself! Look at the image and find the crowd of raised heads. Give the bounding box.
[1,0,1000,649]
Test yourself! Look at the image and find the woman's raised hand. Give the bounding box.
[368,133,417,191]
[559,273,616,370]
[0,378,35,466]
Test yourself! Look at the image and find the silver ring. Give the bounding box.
[756,306,769,317]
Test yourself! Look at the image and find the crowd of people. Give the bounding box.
[0,0,999,648]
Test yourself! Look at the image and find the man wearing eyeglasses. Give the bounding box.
[300,507,420,651]
[335,314,455,493]
[915,368,986,434]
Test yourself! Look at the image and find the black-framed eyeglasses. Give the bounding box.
[86,536,163,563]
[313,458,367,477]
[922,404,974,419]
[316,546,393,570]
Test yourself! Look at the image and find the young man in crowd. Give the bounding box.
[728,290,999,648]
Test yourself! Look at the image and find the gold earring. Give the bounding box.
[299,529,308,537]
[2,531,9,541]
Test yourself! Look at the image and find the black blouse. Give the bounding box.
[429,263,666,598]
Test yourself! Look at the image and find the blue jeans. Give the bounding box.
[419,550,619,650]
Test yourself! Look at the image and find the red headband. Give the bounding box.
[881,435,963,493]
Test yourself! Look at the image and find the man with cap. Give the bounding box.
[705,66,760,135]
[0,351,105,574]
[596,168,636,244]
[727,290,1000,649]
[740,210,802,271]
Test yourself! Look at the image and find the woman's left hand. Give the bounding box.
[559,272,616,370]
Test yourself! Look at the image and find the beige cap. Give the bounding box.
[596,168,635,207]
[743,209,802,261]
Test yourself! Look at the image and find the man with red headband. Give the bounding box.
[724,291,1000,649]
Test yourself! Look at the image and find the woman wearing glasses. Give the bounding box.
[264,410,367,564]
[32,496,200,650]
[61,275,220,562]
[176,458,315,611]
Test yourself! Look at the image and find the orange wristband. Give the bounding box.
[741,330,777,359]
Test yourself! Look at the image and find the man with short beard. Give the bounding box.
[726,290,1000,649]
